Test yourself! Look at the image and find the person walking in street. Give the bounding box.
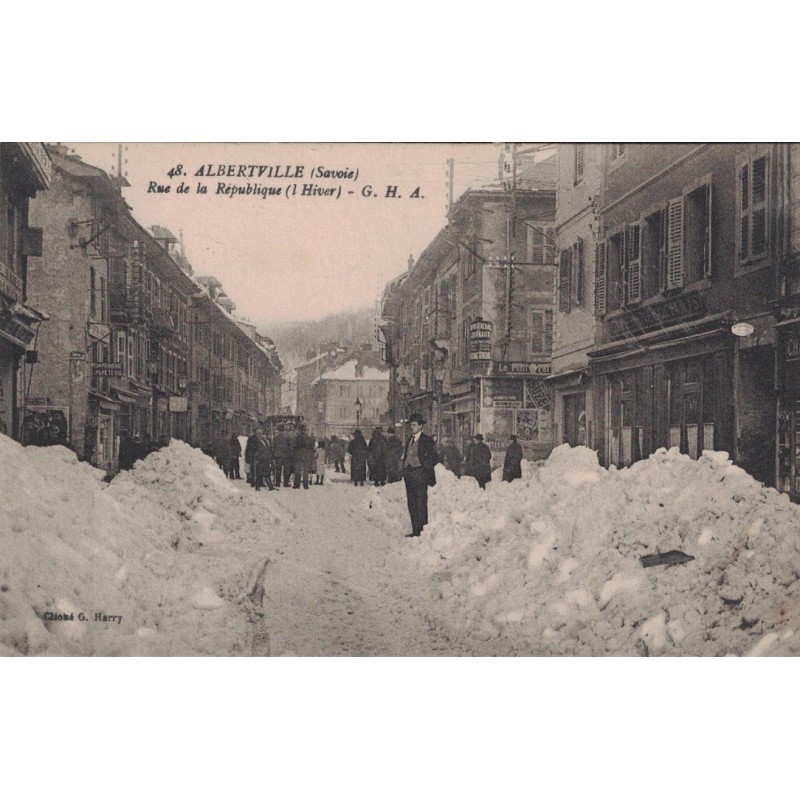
[348,429,368,486]
[292,424,315,489]
[385,431,403,483]
[245,428,272,490]
[502,434,523,482]
[330,437,346,472]
[402,413,438,537]
[215,433,232,477]
[462,435,476,479]
[272,424,293,489]
[253,428,275,491]
[244,431,255,485]
[228,433,242,479]
[367,426,388,486]
[472,433,493,489]
[117,429,137,472]
[314,439,327,485]
[440,437,462,477]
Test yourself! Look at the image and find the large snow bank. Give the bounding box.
[0,436,260,656]
[369,445,800,655]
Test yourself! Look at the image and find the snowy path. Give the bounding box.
[241,474,519,656]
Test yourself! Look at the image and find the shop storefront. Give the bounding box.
[776,314,800,500]
[590,321,735,469]
[548,368,592,449]
[479,375,552,460]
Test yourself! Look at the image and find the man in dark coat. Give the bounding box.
[246,428,275,490]
[328,436,344,472]
[272,425,293,488]
[117,429,137,471]
[215,433,231,476]
[402,413,438,538]
[348,430,368,486]
[385,431,403,483]
[472,433,493,489]
[292,424,315,489]
[440,437,462,477]
[367,427,388,486]
[229,433,242,479]
[502,434,523,482]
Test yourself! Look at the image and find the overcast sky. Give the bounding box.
[64,143,505,329]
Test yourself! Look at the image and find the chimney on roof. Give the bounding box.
[408,254,414,270]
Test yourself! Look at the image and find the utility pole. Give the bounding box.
[503,144,517,360]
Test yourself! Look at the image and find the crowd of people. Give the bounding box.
[119,418,524,540]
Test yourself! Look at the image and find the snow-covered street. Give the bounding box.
[250,472,520,656]
[4,431,800,656]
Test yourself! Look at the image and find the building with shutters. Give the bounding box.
[0,143,50,441]
[381,151,557,460]
[27,147,197,470]
[587,144,779,486]
[549,143,605,450]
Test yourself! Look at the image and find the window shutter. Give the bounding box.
[626,223,642,304]
[751,155,769,257]
[544,310,553,354]
[117,332,126,371]
[667,196,684,289]
[739,161,750,262]
[575,144,585,183]
[559,249,572,312]
[658,207,667,292]
[531,311,545,354]
[595,240,607,315]
[575,236,585,306]
[704,182,713,278]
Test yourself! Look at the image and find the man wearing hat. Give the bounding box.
[402,413,438,537]
[472,433,493,489]
[502,433,523,482]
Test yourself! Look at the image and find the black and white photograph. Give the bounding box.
[2,141,800,658]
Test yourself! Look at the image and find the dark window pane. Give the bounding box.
[752,156,767,205]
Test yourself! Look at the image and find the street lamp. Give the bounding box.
[398,377,410,430]
[355,396,362,429]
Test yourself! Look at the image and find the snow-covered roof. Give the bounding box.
[318,359,389,382]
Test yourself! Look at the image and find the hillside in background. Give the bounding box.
[270,307,379,368]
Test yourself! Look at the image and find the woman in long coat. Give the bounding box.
[348,430,368,486]
[472,433,493,489]
[502,434,523,482]
[367,427,388,486]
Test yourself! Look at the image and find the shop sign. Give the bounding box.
[493,399,522,409]
[469,319,493,362]
[496,361,551,376]
[609,291,705,340]
[92,362,123,377]
[785,332,800,362]
[88,322,111,343]
[70,351,87,361]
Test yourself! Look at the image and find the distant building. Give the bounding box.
[310,358,389,439]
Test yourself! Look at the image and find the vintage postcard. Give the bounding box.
[1,142,799,658]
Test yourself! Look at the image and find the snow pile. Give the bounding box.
[107,439,241,550]
[0,435,255,656]
[370,445,800,655]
